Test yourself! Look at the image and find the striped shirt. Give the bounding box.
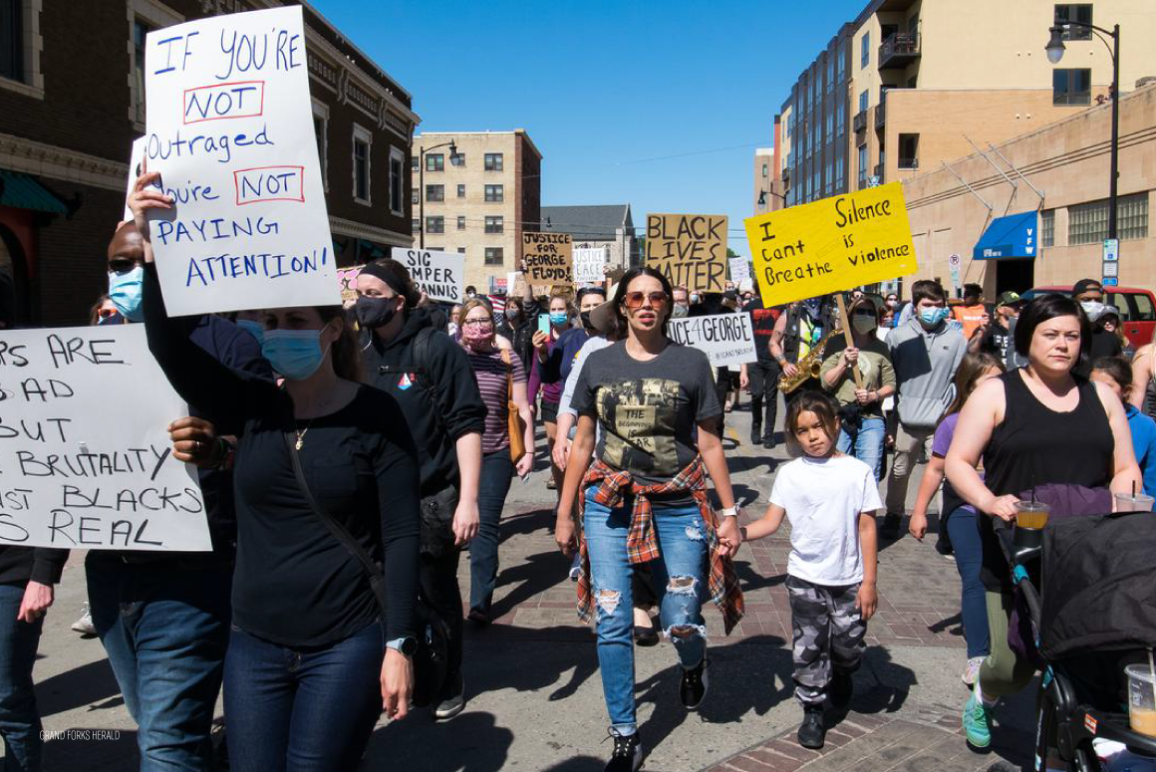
[466,347,526,454]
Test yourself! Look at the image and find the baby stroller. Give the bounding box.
[994,511,1156,771]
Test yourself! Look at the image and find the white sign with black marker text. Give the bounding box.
[667,313,757,368]
[573,248,605,284]
[398,249,465,304]
[0,326,210,551]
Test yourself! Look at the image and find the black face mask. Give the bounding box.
[580,311,593,329]
[355,295,398,329]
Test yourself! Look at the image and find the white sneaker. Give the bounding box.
[962,656,984,686]
[71,602,96,636]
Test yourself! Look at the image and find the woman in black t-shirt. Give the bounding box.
[945,294,1139,751]
[129,168,421,770]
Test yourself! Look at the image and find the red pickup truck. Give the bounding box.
[1020,286,1156,349]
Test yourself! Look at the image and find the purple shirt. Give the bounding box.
[467,347,526,455]
[932,412,975,516]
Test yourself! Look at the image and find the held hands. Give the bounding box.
[380,648,413,721]
[716,516,741,558]
[168,417,222,467]
[908,513,928,541]
[980,494,1020,521]
[17,581,54,624]
[855,581,878,621]
[451,499,480,546]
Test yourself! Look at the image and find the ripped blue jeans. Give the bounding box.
[583,487,708,734]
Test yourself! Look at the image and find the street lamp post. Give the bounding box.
[1046,21,1121,239]
[417,139,457,248]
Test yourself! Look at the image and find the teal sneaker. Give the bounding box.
[962,688,992,749]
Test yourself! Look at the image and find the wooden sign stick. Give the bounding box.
[835,293,865,390]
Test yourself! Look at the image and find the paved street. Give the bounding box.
[24,397,1034,771]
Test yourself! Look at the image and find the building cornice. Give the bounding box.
[0,132,126,192]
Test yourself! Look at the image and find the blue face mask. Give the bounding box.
[918,307,951,328]
[108,267,145,322]
[549,312,568,327]
[261,328,329,381]
[236,319,265,344]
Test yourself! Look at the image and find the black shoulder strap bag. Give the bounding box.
[282,431,449,708]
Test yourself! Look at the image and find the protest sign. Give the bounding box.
[123,137,148,222]
[729,257,750,283]
[645,214,728,294]
[744,183,917,308]
[338,265,362,303]
[522,232,573,284]
[573,248,605,284]
[0,326,210,551]
[398,249,465,303]
[143,5,338,316]
[667,313,757,367]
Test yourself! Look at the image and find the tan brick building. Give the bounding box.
[411,130,541,293]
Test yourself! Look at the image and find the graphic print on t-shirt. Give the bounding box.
[597,378,680,476]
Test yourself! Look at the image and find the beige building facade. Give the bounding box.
[411,130,542,293]
[901,84,1155,299]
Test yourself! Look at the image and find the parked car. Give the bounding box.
[1020,286,1156,349]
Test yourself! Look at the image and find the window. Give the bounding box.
[426,184,444,202]
[1055,4,1093,40]
[484,247,504,266]
[426,153,444,172]
[761,163,768,178]
[1133,292,1156,322]
[858,145,868,189]
[411,156,419,171]
[412,218,420,234]
[825,161,833,197]
[458,247,466,254]
[836,50,845,82]
[825,113,834,144]
[389,146,405,216]
[451,152,466,167]
[858,90,868,113]
[312,99,329,189]
[1069,199,1108,245]
[1041,209,1055,247]
[425,216,445,235]
[836,101,846,137]
[412,189,419,205]
[484,184,504,203]
[484,153,504,171]
[1053,69,1091,105]
[835,154,845,190]
[1119,192,1150,240]
[826,57,834,93]
[898,134,919,169]
[457,184,466,198]
[860,32,870,69]
[352,124,372,204]
[132,20,152,123]
[457,216,466,231]
[485,216,504,234]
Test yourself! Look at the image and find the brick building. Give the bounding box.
[0,0,418,326]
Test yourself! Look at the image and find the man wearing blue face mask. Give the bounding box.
[882,279,967,539]
[85,222,272,770]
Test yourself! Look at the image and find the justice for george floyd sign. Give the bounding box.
[0,327,210,551]
[523,232,573,284]
[143,5,338,316]
[744,183,917,308]
[646,214,728,294]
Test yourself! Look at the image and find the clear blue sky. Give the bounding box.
[311,1,857,258]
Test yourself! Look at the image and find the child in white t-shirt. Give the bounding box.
[741,391,880,750]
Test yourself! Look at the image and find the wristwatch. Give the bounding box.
[718,505,741,518]
[386,636,418,657]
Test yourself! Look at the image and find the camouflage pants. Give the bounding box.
[786,575,867,706]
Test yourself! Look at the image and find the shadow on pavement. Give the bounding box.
[36,657,124,718]
[363,710,514,772]
[487,551,575,623]
[860,645,918,715]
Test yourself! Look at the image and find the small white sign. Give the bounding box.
[947,253,961,269]
[1102,260,1119,278]
[1103,239,1119,262]
[667,313,757,367]
[729,257,751,282]
[398,249,465,304]
[573,248,605,284]
[0,326,210,551]
[143,6,338,316]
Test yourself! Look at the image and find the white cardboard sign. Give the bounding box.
[729,257,751,282]
[143,6,338,316]
[667,313,757,367]
[123,137,148,222]
[0,326,210,551]
[398,249,465,304]
[574,248,605,284]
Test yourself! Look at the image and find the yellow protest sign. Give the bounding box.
[645,214,728,294]
[744,183,917,307]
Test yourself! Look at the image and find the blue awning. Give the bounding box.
[0,170,69,215]
[973,211,1039,260]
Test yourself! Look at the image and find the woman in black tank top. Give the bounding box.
[943,294,1139,750]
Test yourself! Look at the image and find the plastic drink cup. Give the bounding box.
[1114,492,1155,513]
[1014,501,1050,530]
[1126,664,1156,738]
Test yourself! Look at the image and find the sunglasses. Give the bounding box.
[108,258,145,275]
[622,291,669,310]
[97,308,118,319]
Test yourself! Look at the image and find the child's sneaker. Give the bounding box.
[961,657,984,687]
[797,704,826,749]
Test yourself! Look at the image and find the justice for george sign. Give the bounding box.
[143,6,338,316]
[667,313,757,368]
[398,249,465,304]
[0,326,210,552]
[523,233,573,284]
[646,214,728,294]
[744,183,917,307]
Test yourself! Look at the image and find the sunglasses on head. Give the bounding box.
[622,291,669,310]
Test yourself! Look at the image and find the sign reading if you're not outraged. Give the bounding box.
[0,326,210,552]
[667,313,757,368]
[744,183,917,307]
[143,5,338,316]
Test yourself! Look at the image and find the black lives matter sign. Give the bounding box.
[646,214,728,294]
